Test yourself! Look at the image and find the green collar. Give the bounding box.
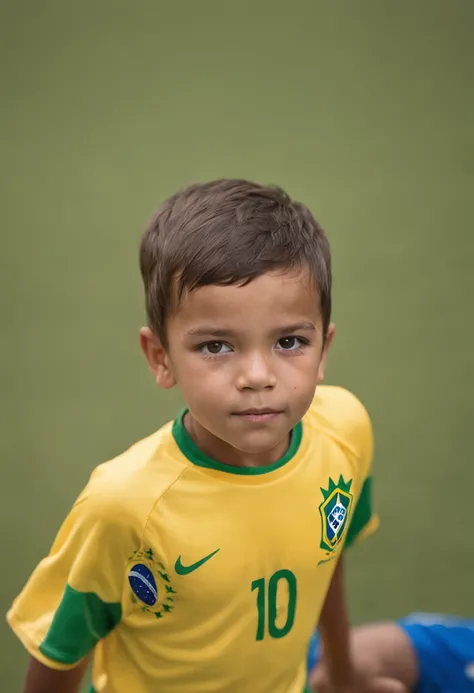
[172,409,302,476]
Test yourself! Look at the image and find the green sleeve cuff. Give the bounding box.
[39,584,121,664]
[345,476,377,548]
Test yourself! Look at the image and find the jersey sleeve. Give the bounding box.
[6,484,139,670]
[343,396,379,548]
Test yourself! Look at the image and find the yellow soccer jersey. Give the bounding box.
[7,386,378,693]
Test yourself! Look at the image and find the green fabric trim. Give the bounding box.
[172,408,302,475]
[345,476,373,548]
[39,584,121,664]
[87,687,97,693]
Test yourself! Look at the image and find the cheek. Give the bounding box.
[178,376,229,422]
[282,351,321,378]
[172,354,231,394]
[283,355,321,396]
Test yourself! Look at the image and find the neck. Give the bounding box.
[184,412,290,469]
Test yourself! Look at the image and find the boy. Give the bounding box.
[308,613,474,692]
[8,180,394,693]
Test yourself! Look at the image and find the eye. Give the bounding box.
[201,341,232,356]
[276,336,305,351]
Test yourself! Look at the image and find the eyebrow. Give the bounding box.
[278,322,316,335]
[184,322,316,339]
[184,327,236,339]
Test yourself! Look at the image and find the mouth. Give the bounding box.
[233,408,282,422]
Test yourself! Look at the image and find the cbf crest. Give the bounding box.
[127,548,177,620]
[319,475,353,554]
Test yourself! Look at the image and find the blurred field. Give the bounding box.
[1,0,473,689]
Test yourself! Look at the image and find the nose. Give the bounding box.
[236,351,277,391]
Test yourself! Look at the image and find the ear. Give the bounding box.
[139,327,176,389]
[317,322,335,383]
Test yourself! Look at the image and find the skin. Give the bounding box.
[315,564,407,693]
[24,269,397,692]
[141,269,404,693]
[140,269,334,469]
[22,657,88,693]
[25,269,333,693]
[310,622,417,693]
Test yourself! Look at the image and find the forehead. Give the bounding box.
[169,270,322,332]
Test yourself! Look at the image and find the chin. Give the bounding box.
[230,430,289,456]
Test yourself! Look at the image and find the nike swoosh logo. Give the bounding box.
[175,548,220,576]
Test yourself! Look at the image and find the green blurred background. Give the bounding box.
[1,0,473,688]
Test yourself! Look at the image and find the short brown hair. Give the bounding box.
[139,179,332,344]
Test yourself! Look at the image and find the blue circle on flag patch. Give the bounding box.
[128,563,158,606]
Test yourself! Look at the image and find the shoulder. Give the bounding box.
[304,386,373,467]
[74,421,187,532]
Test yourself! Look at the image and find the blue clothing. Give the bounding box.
[307,613,474,693]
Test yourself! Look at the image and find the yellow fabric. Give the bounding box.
[7,386,377,693]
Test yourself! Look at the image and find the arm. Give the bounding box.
[316,557,354,687]
[310,621,416,693]
[7,490,136,693]
[348,623,418,690]
[311,561,408,693]
[23,657,88,693]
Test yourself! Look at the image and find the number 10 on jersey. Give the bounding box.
[251,569,297,641]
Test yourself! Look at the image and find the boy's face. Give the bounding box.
[141,270,334,462]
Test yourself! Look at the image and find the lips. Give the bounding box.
[233,408,282,422]
[236,408,280,416]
